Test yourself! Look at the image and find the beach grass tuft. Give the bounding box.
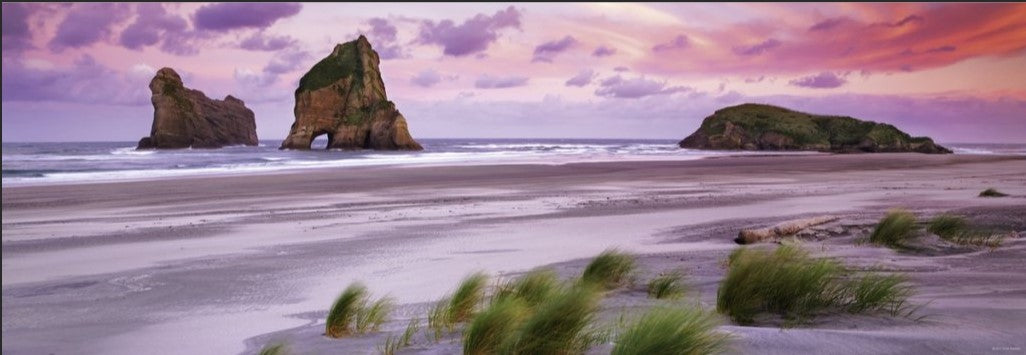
[502,284,602,354]
[978,188,1008,197]
[928,214,1005,247]
[611,306,729,355]
[258,341,290,355]
[462,299,529,355]
[325,282,393,338]
[581,248,636,289]
[869,210,918,249]
[448,272,489,323]
[381,318,420,355]
[717,245,914,325]
[326,283,369,338]
[647,271,687,300]
[493,268,562,307]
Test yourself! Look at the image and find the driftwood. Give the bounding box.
[735,215,840,244]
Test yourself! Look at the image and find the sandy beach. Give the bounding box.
[3,153,1025,355]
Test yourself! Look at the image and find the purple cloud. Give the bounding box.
[652,35,689,52]
[411,69,443,87]
[593,45,616,57]
[809,17,847,31]
[565,69,597,87]
[2,3,39,53]
[744,76,767,83]
[879,15,924,28]
[235,48,311,88]
[733,38,781,56]
[532,35,577,62]
[613,66,630,72]
[49,3,131,51]
[789,72,847,89]
[925,45,957,53]
[2,55,150,105]
[360,18,404,59]
[239,32,296,51]
[474,74,528,89]
[119,3,188,51]
[595,75,691,99]
[193,3,301,32]
[417,6,522,57]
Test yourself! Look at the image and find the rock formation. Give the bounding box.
[679,103,951,154]
[280,35,422,150]
[137,68,258,149]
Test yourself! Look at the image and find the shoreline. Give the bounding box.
[3,154,1024,354]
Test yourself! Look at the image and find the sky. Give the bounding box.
[2,2,1025,143]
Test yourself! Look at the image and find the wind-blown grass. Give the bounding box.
[928,214,1005,247]
[326,283,369,338]
[325,282,392,338]
[717,245,914,325]
[428,272,490,340]
[493,269,561,307]
[463,299,529,355]
[581,249,636,289]
[611,306,729,355]
[869,210,918,249]
[978,188,1008,197]
[258,341,289,355]
[502,285,602,354]
[647,271,687,300]
[381,318,420,355]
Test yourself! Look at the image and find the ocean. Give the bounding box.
[3,139,1023,186]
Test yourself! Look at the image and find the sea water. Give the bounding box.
[2,139,1022,186]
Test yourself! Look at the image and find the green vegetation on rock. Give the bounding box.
[296,38,367,94]
[681,103,951,153]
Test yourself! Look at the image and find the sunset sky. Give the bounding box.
[3,2,1025,142]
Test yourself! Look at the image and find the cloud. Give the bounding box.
[118,3,188,51]
[808,17,849,32]
[652,34,689,52]
[789,72,847,88]
[2,55,150,105]
[2,3,40,53]
[744,76,766,83]
[565,69,597,87]
[613,66,630,72]
[411,69,443,87]
[474,74,528,89]
[532,35,577,62]
[193,3,301,31]
[239,32,296,51]
[733,38,781,56]
[235,48,311,88]
[359,18,405,59]
[417,6,522,57]
[594,75,691,98]
[592,45,616,57]
[49,3,131,52]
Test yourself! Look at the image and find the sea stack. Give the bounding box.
[280,35,422,150]
[137,68,258,149]
[679,103,951,154]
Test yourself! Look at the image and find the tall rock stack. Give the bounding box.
[137,67,258,149]
[280,35,422,150]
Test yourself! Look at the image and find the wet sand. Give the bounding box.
[2,154,1025,354]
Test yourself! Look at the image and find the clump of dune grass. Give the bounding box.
[428,272,490,340]
[927,214,968,239]
[841,273,914,316]
[978,188,1008,197]
[325,282,393,338]
[581,248,636,289]
[869,210,918,249]
[355,297,393,334]
[493,269,561,307]
[647,271,687,300]
[258,341,289,355]
[463,299,529,355]
[381,318,420,355]
[717,245,914,325]
[928,214,1006,247]
[611,306,729,355]
[502,285,603,354]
